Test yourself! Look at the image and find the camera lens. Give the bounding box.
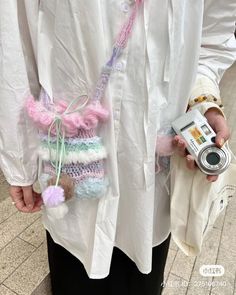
[206,152,221,165]
[198,145,231,175]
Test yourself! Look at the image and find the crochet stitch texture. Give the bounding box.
[26,94,109,202]
[25,0,144,212]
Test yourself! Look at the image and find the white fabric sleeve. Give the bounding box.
[190,102,225,119]
[190,0,236,100]
[0,1,40,186]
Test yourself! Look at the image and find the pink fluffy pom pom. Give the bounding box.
[62,113,81,136]
[42,186,65,208]
[25,97,37,118]
[26,97,53,127]
[83,115,98,129]
[55,100,68,113]
[39,112,54,126]
[85,103,109,121]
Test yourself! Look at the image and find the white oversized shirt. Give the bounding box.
[0,0,236,278]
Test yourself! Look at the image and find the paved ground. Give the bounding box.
[0,63,235,295]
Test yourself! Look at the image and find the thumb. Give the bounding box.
[213,117,230,148]
[33,190,42,199]
[215,132,226,148]
[22,186,35,209]
[215,124,230,148]
[205,108,230,148]
[9,186,23,200]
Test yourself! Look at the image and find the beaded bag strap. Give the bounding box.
[41,0,143,106]
[41,0,143,173]
[92,0,143,101]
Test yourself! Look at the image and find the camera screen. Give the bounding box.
[206,152,221,165]
[201,124,212,135]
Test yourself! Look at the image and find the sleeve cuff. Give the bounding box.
[190,101,225,118]
[188,75,225,117]
[4,175,37,187]
[0,162,38,187]
[189,76,220,101]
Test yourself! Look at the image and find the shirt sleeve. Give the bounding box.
[189,0,236,101]
[0,0,40,186]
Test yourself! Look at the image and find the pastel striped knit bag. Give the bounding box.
[26,0,143,218]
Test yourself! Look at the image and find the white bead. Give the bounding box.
[120,2,130,13]
[115,62,125,71]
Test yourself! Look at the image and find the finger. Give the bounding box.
[215,130,230,148]
[173,135,184,146]
[205,109,230,148]
[173,135,181,146]
[9,186,40,213]
[212,117,230,148]
[214,119,230,147]
[26,204,42,213]
[19,191,42,213]
[207,175,218,182]
[12,195,33,213]
[32,191,43,211]
[15,201,35,213]
[22,186,35,210]
[36,200,43,208]
[9,186,28,211]
[173,135,188,157]
[9,186,23,201]
[33,191,42,199]
[186,155,196,170]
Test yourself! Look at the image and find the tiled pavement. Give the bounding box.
[0,63,235,295]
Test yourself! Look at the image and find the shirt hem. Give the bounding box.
[113,229,171,275]
[42,216,171,278]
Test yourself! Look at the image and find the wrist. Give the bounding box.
[188,100,225,119]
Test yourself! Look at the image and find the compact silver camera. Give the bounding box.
[172,109,231,175]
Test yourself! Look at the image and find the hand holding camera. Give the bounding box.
[172,108,231,182]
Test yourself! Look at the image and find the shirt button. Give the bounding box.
[115,61,125,72]
[114,110,120,120]
[120,2,130,13]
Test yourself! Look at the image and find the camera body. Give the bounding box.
[172,109,231,175]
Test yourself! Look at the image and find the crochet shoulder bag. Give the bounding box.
[26,0,143,218]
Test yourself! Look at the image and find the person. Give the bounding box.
[0,0,235,294]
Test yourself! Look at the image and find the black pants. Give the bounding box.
[46,231,171,295]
